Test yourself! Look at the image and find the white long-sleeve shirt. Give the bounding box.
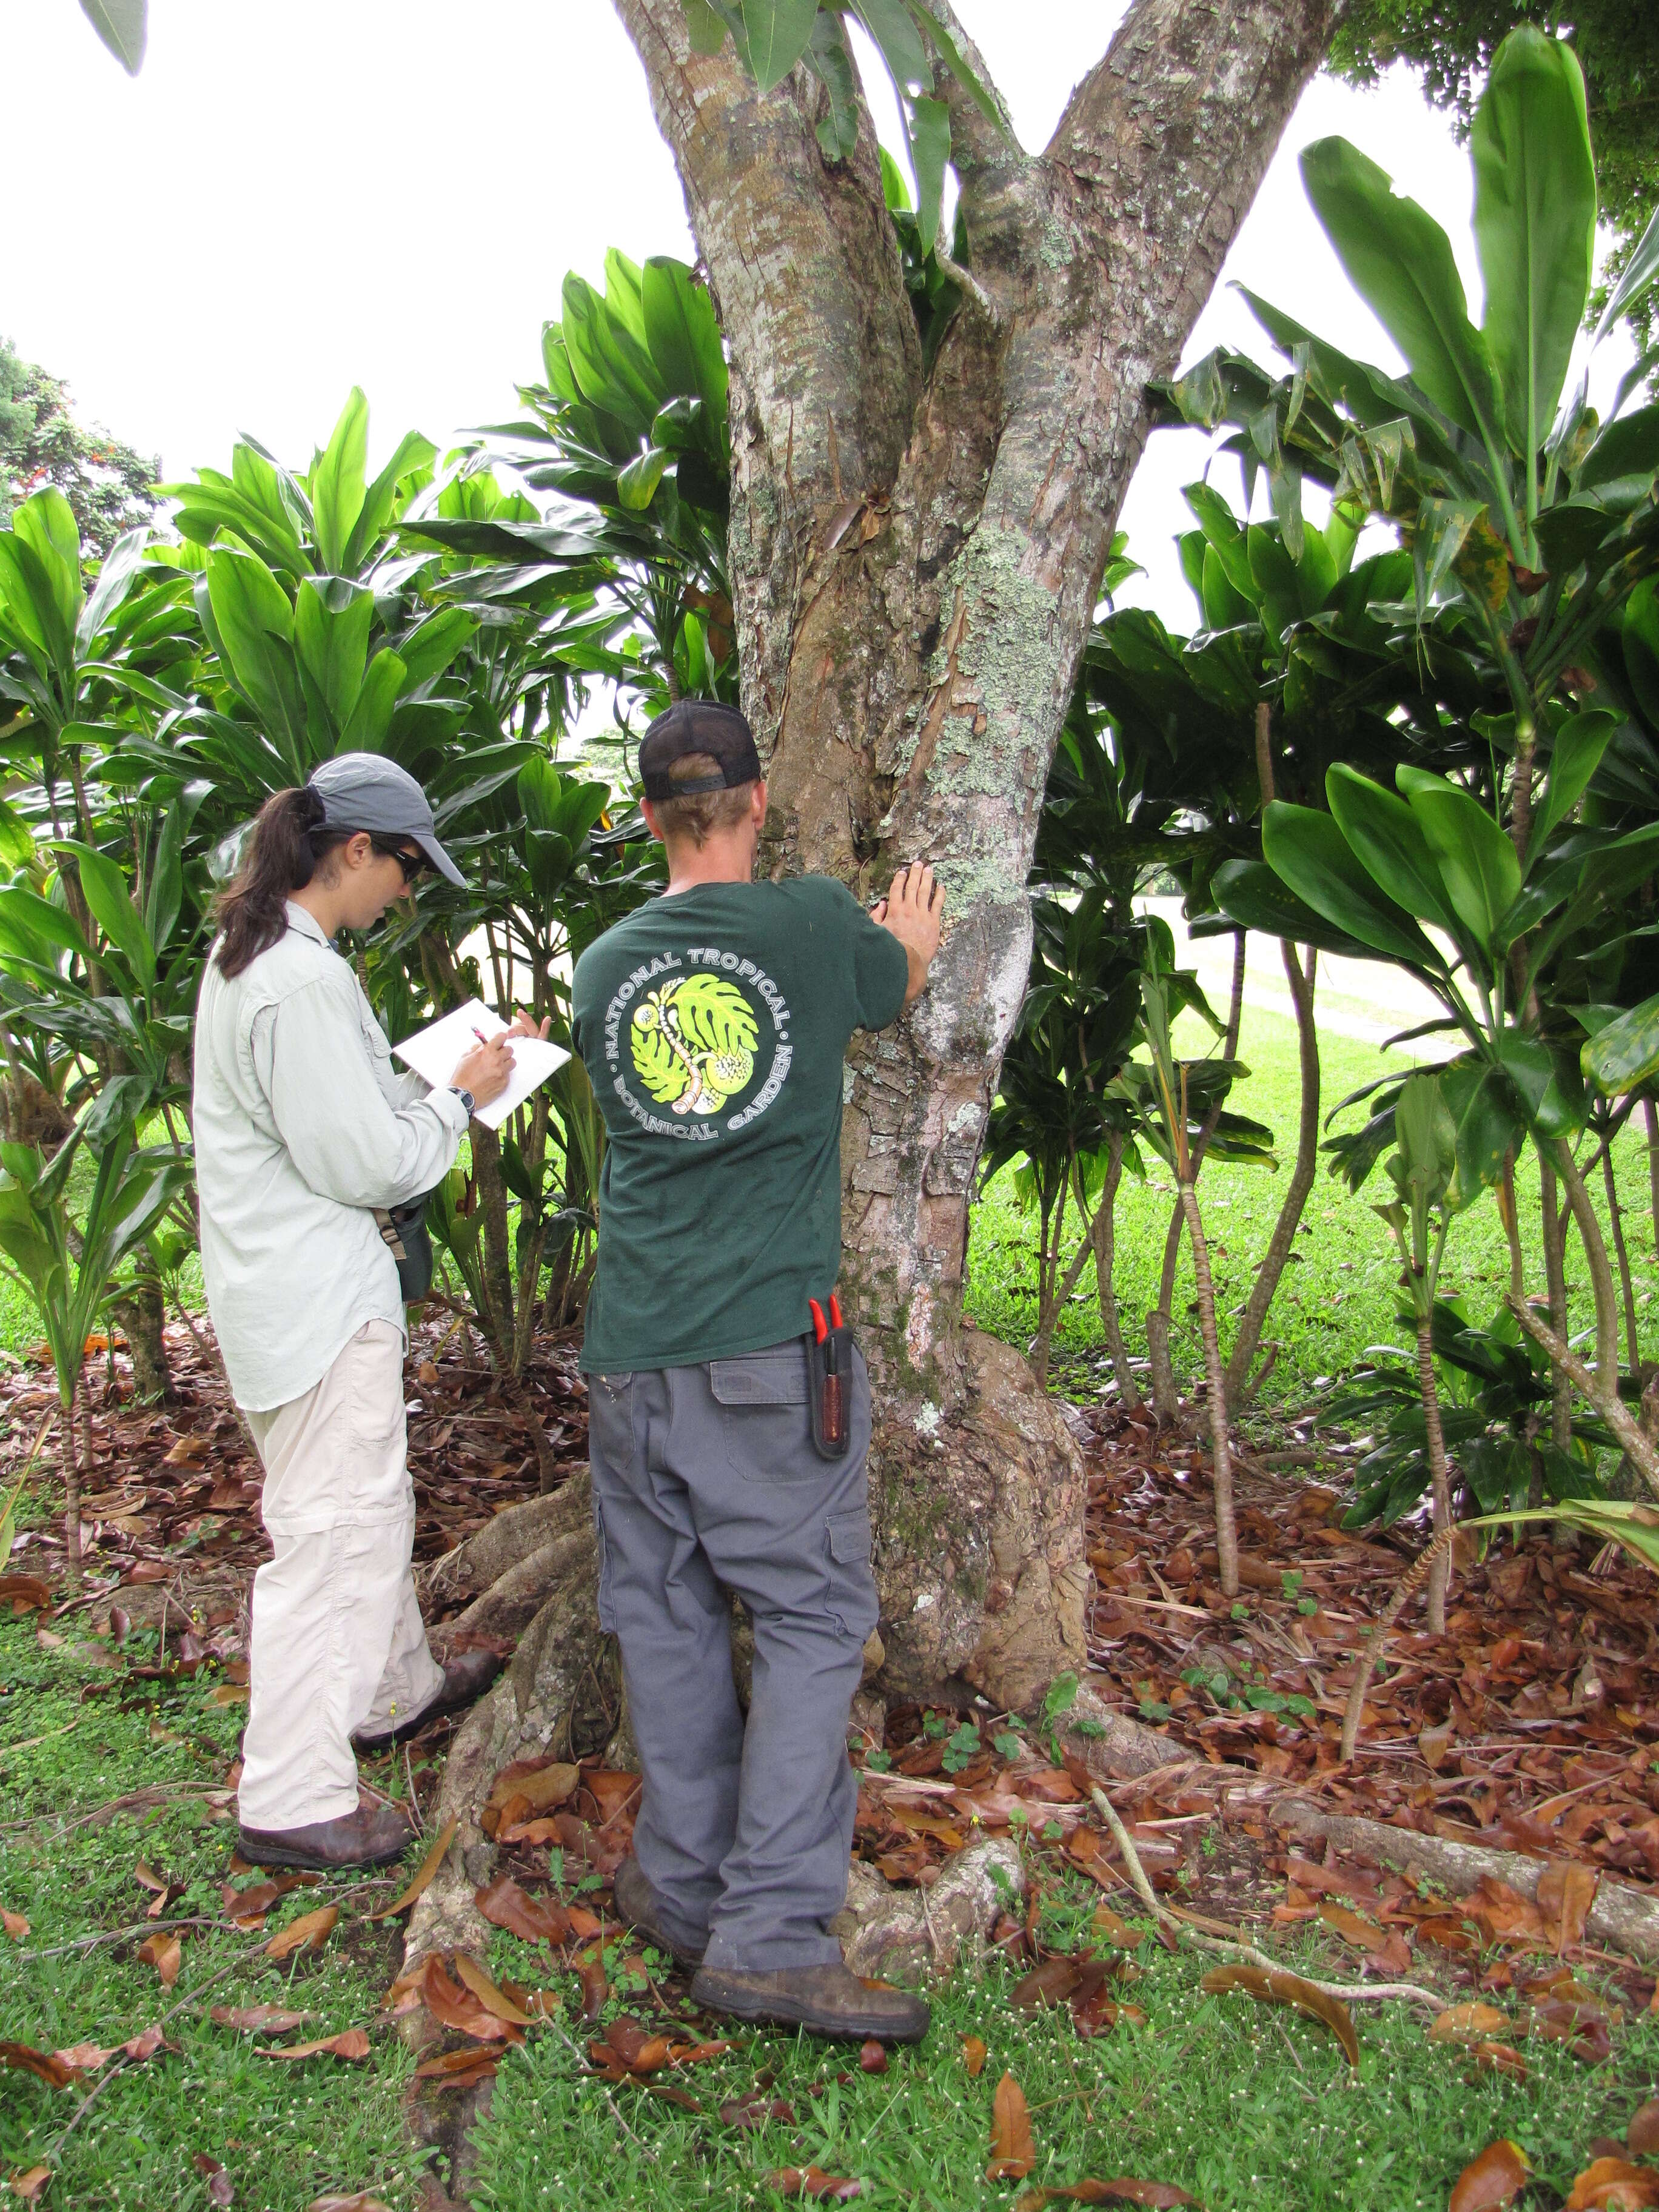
[192,902,469,1410]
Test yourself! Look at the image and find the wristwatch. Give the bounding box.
[450,1085,476,1119]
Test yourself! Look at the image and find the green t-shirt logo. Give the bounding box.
[631,971,759,1116]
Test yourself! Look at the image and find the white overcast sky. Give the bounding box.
[0,1,1635,626]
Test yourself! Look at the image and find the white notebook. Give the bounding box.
[393,997,569,1131]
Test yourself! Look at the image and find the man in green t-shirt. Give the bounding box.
[570,699,942,2043]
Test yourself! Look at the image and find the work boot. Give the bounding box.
[691,1959,930,2043]
[238,1800,415,1872]
[350,1649,503,1753]
[613,1853,708,1969]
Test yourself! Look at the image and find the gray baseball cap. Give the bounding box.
[306,752,464,887]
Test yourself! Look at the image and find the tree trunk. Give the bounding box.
[1179,1181,1238,1598]
[112,1269,171,1404]
[1416,1316,1452,1637]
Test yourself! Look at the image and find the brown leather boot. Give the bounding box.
[612,1853,708,1968]
[238,1801,415,1872]
[350,1649,503,1753]
[691,1959,930,2043]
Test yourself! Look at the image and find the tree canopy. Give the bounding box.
[0,337,157,556]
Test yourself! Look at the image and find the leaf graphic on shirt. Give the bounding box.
[631,974,759,1116]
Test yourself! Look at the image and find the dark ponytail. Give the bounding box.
[212,787,354,978]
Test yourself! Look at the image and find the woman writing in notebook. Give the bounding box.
[192,753,548,1872]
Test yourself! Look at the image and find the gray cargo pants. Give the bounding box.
[585,1336,877,1971]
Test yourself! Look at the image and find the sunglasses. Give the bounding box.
[372,838,431,886]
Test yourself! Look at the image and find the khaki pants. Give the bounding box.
[237,1320,444,1830]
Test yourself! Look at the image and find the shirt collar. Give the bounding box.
[284,901,330,948]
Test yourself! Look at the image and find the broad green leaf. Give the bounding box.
[740,0,817,92]
[13,491,85,654]
[0,887,92,965]
[907,96,951,254]
[641,258,728,436]
[1624,578,1659,732]
[1472,26,1595,468]
[617,446,671,512]
[681,0,729,53]
[906,0,1004,128]
[312,389,370,575]
[1210,859,1370,958]
[59,841,156,994]
[144,802,185,957]
[1583,987,1659,1094]
[1463,1501,1659,1577]
[344,429,438,572]
[1326,765,1459,934]
[1300,136,1509,462]
[1399,771,1521,957]
[79,0,146,72]
[809,10,860,158]
[339,650,407,752]
[1529,709,1616,860]
[1490,1027,1582,1135]
[1261,802,1441,971]
[851,0,928,90]
[77,527,149,652]
[1439,1057,1518,1199]
[560,275,664,439]
[0,799,34,873]
[1592,203,1659,349]
[206,548,307,771]
[294,575,373,731]
[397,608,475,689]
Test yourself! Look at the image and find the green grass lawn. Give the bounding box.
[0,1615,426,2210]
[965,1004,1659,1407]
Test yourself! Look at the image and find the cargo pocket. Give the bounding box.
[591,1492,618,1634]
[824,1506,877,1643]
[708,1344,817,1481]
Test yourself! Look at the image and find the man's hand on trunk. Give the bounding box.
[872,863,944,1007]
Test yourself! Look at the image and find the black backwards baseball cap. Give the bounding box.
[638,700,762,800]
[306,752,466,886]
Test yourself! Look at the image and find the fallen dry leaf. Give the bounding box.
[1449,2140,1531,2212]
[1627,2100,1659,2156]
[304,2197,394,2212]
[1200,1965,1358,2070]
[766,2170,864,2202]
[265,1906,338,1961]
[1538,1862,1600,1952]
[52,2043,112,2074]
[135,1930,181,1986]
[0,2043,73,2090]
[474,1872,571,1948]
[1090,1901,1141,1951]
[1430,2004,1511,2048]
[256,2029,371,2063]
[1565,2157,1659,2210]
[8,2169,50,2203]
[988,2071,1037,2181]
[962,2034,988,2078]
[859,2039,888,2074]
[1470,2042,1528,2081]
[418,1955,524,2045]
[452,1954,537,2028]
[1012,1958,1087,2012]
[365,1817,457,1923]
[211,2006,317,2036]
[0,1574,52,1614]
[1,1908,28,1942]
[120,2026,165,2063]
[412,2047,498,2090]
[481,1758,578,1835]
[722,2090,798,2128]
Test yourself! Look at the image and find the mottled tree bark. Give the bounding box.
[614,0,1336,1709]
[429,0,1338,1757]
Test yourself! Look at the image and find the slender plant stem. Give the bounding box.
[1417,1318,1453,1636]
[1538,1154,1574,1452]
[1601,1134,1642,1378]
[1179,1182,1237,1598]
[1506,1292,1659,1496]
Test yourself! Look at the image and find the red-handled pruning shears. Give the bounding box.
[808,1294,844,1344]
